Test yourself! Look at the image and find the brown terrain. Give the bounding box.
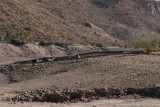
[0,0,160,45]
[0,44,159,107]
[1,0,160,106]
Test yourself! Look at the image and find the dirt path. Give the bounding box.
[1,99,160,107]
[0,44,100,62]
[0,73,9,85]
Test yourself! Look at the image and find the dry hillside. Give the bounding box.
[0,0,160,45]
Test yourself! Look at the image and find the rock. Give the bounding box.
[32,94,42,102]
[94,88,107,97]
[10,88,127,103]
[108,88,125,97]
[85,90,95,98]
[42,93,69,102]
[84,22,92,28]
[70,90,85,100]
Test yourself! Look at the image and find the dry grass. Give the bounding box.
[150,51,160,55]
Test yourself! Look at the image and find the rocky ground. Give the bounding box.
[0,44,160,106]
[1,99,160,107]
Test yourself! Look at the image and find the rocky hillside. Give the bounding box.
[0,0,160,46]
[92,0,160,42]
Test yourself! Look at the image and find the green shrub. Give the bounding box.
[134,40,149,48]
[11,38,27,45]
[112,40,124,47]
[55,42,66,46]
[145,45,152,54]
[0,35,2,40]
[39,41,49,45]
[89,41,104,47]
[134,39,160,49]
[38,0,42,2]
[133,39,160,54]
[4,30,29,45]
[38,36,55,45]
[38,40,54,45]
[5,31,13,43]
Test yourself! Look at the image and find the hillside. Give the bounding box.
[0,0,160,46]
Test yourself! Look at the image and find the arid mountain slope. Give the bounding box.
[0,0,160,45]
[92,0,160,41]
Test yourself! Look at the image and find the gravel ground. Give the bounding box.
[1,99,160,107]
[0,50,160,106]
[0,54,160,90]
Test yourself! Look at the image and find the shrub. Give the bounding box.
[5,31,13,43]
[24,27,31,31]
[38,0,42,2]
[39,40,54,45]
[112,40,124,47]
[134,39,160,49]
[39,41,49,45]
[134,39,150,48]
[145,45,152,54]
[0,35,2,40]
[55,42,66,46]
[11,38,27,45]
[73,44,82,46]
[89,41,104,47]
[133,39,160,54]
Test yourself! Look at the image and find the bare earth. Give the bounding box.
[1,99,160,107]
[0,44,160,106]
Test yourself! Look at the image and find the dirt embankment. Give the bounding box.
[10,87,160,103]
[0,44,99,64]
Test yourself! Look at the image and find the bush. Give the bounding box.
[55,42,66,46]
[89,41,104,47]
[39,40,54,45]
[5,30,29,45]
[134,39,160,49]
[134,40,149,48]
[5,31,13,43]
[0,35,2,40]
[39,41,50,45]
[112,40,124,47]
[145,46,152,54]
[134,39,160,54]
[11,38,27,45]
[38,0,42,2]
